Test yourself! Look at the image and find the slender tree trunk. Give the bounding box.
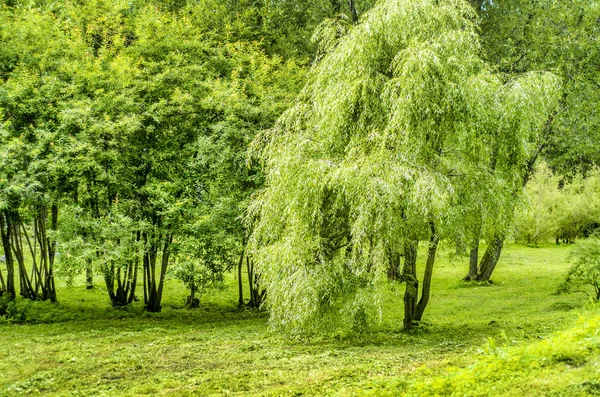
[48,204,58,302]
[348,0,358,23]
[86,258,94,289]
[145,232,172,313]
[0,263,4,295]
[127,231,141,304]
[0,212,16,298]
[9,213,36,300]
[104,263,117,304]
[153,233,172,312]
[237,248,245,307]
[402,239,418,330]
[464,236,479,281]
[246,257,265,308]
[246,256,255,307]
[414,223,439,321]
[187,281,198,308]
[143,249,149,305]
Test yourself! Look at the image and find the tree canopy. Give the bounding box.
[248,0,559,333]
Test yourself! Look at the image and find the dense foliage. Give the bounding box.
[559,238,600,301]
[0,0,598,338]
[248,0,558,333]
[514,164,600,245]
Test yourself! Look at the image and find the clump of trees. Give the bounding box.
[0,0,377,311]
[0,0,598,335]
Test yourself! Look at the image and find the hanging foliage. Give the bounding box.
[248,0,559,334]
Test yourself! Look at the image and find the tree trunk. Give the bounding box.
[476,235,504,282]
[402,240,418,330]
[0,264,5,295]
[246,256,256,307]
[348,0,358,23]
[0,212,16,298]
[387,250,401,281]
[127,232,140,304]
[9,213,36,300]
[246,257,265,309]
[145,232,172,313]
[154,233,172,312]
[469,246,479,276]
[86,258,94,289]
[415,223,439,321]
[47,204,58,302]
[187,281,199,308]
[464,245,479,281]
[237,249,244,307]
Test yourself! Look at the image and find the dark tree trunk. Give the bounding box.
[402,240,418,330]
[0,212,16,298]
[415,223,439,321]
[144,232,172,313]
[387,250,401,281]
[237,247,245,307]
[464,244,479,281]
[9,213,36,300]
[47,204,58,302]
[187,281,199,308]
[104,264,117,304]
[86,258,94,289]
[246,257,265,309]
[348,0,358,23]
[0,264,5,295]
[469,246,479,277]
[127,232,140,304]
[476,235,504,282]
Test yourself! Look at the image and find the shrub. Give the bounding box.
[513,163,560,244]
[0,297,31,322]
[558,238,600,300]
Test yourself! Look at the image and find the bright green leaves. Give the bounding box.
[249,0,560,334]
[559,238,600,300]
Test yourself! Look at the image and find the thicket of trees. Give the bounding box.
[1,0,599,332]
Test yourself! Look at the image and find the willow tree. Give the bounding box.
[248,0,558,333]
[462,0,600,281]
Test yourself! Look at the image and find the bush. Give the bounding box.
[514,165,600,245]
[558,238,600,300]
[0,296,31,322]
[0,294,11,316]
[513,163,560,244]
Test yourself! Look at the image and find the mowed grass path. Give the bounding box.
[0,243,588,396]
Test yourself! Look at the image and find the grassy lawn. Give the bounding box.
[1,243,597,396]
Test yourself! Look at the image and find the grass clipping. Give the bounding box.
[370,311,600,396]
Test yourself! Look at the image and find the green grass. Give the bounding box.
[0,243,597,396]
